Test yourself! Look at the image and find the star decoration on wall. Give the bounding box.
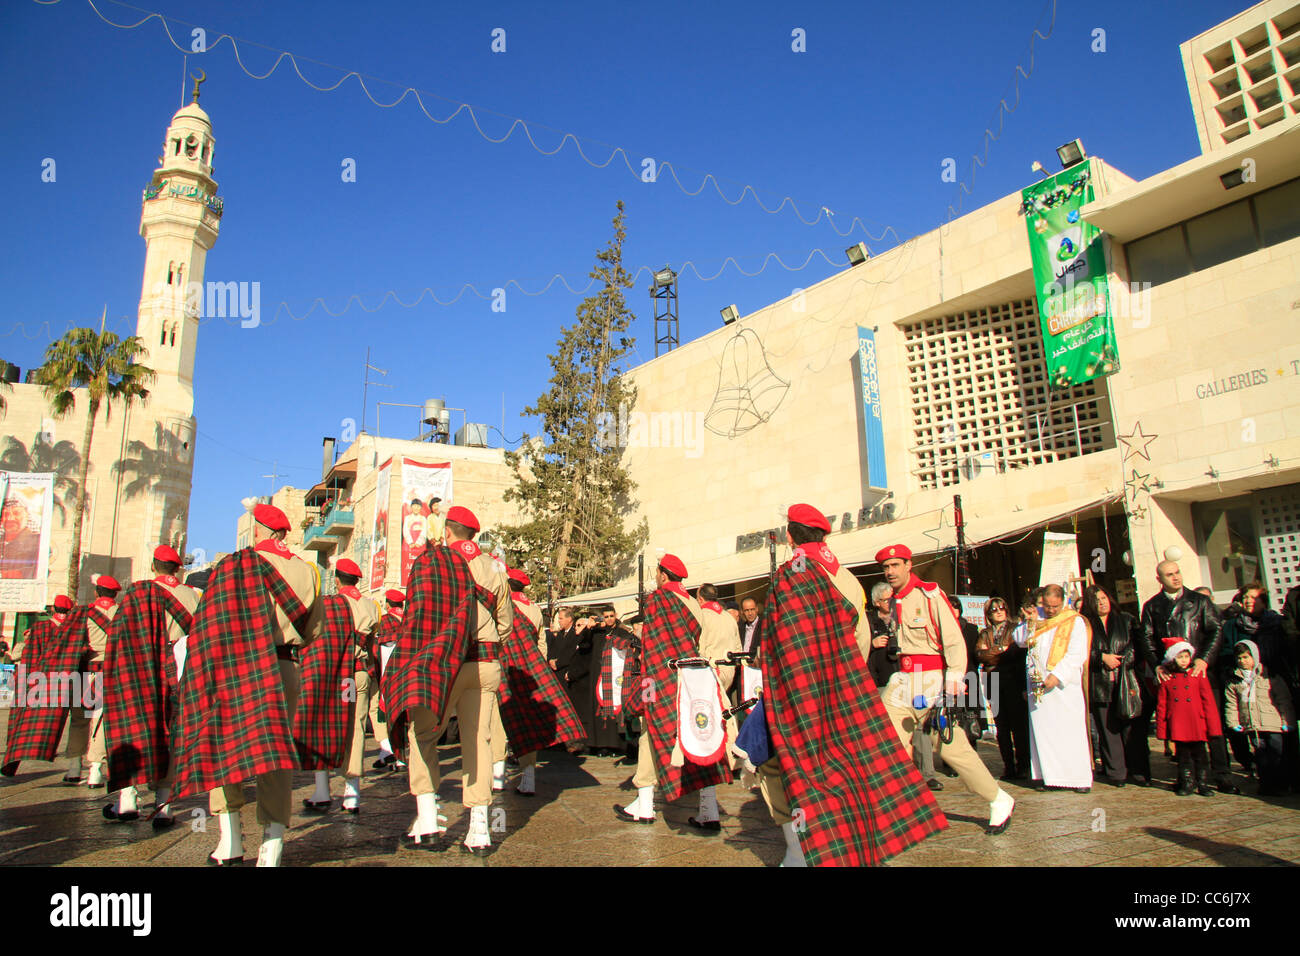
[1125,467,1153,501]
[1128,503,1148,521]
[1118,421,1157,462]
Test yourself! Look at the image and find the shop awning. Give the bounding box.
[557,491,1123,609]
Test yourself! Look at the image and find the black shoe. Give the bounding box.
[404,830,446,851]
[206,854,243,867]
[939,766,958,778]
[1175,771,1195,796]
[514,787,535,797]
[613,803,654,824]
[102,804,140,822]
[687,816,721,834]
[151,814,176,830]
[1127,775,1150,788]
[61,776,81,786]
[1111,779,1127,788]
[342,805,360,815]
[926,779,944,792]
[1032,780,1047,792]
[1217,779,1241,795]
[372,754,396,772]
[999,771,1018,782]
[302,799,331,813]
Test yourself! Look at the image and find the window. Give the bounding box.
[1256,178,1300,246]
[1186,202,1258,271]
[904,299,1113,490]
[1125,225,1189,286]
[169,327,176,346]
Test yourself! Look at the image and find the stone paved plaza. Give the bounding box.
[2,714,1298,867]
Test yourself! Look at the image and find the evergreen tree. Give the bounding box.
[500,201,647,600]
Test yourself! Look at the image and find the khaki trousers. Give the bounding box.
[208,659,301,826]
[405,661,501,808]
[65,710,91,760]
[881,671,999,803]
[758,756,793,826]
[488,699,536,768]
[342,669,376,779]
[368,680,389,747]
[631,729,656,790]
[86,711,107,767]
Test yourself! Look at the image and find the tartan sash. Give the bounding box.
[381,547,477,757]
[597,628,636,718]
[497,605,587,756]
[641,589,732,801]
[1,606,95,775]
[170,549,306,800]
[292,595,357,770]
[104,582,192,791]
[763,557,947,866]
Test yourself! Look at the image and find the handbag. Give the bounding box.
[1115,666,1142,720]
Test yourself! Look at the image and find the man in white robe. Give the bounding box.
[1014,584,1092,791]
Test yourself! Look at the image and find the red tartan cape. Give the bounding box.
[293,595,357,770]
[171,548,309,800]
[597,627,637,719]
[641,589,732,801]
[1,606,93,775]
[104,582,192,792]
[498,604,587,756]
[18,618,58,671]
[763,559,948,866]
[380,546,476,757]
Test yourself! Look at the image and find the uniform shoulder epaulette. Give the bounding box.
[917,580,941,593]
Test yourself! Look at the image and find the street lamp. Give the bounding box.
[845,242,871,266]
[1056,139,1087,169]
[720,304,739,325]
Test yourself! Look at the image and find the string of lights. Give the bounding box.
[35,0,903,240]
[942,0,1059,222]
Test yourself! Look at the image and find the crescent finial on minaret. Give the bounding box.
[191,68,206,103]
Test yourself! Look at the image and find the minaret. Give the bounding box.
[136,71,221,416]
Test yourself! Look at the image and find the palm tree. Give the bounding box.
[0,359,12,418]
[0,434,82,524]
[36,319,155,598]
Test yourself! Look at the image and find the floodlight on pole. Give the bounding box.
[845,242,871,266]
[720,304,739,325]
[652,266,676,289]
[1056,139,1087,169]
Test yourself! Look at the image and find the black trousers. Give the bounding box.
[993,678,1029,775]
[1176,741,1208,777]
[1090,698,1140,781]
[1249,732,1288,791]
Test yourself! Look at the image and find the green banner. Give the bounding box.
[1020,159,1119,388]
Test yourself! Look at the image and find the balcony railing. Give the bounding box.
[302,503,354,551]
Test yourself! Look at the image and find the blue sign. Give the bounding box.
[856,326,888,489]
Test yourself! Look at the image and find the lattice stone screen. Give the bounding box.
[903,298,1114,491]
[1256,486,1300,610]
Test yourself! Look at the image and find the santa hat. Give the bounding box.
[1163,640,1195,663]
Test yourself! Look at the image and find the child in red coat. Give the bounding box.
[1156,641,1223,796]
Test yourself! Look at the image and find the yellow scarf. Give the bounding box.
[1027,609,1090,670]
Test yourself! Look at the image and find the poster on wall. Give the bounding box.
[0,472,55,611]
[1039,531,1083,604]
[953,595,990,630]
[369,458,392,591]
[399,459,453,587]
[1020,158,1120,389]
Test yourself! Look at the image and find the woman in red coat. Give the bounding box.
[1156,641,1223,796]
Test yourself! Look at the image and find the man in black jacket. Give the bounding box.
[548,607,595,749]
[1139,560,1238,793]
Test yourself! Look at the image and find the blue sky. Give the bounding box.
[0,0,1246,557]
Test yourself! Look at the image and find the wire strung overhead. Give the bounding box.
[35,0,902,241]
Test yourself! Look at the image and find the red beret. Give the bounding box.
[336,558,362,577]
[253,503,290,532]
[53,595,73,611]
[507,568,530,587]
[154,545,182,565]
[659,553,688,579]
[875,544,912,563]
[384,589,405,605]
[787,503,831,533]
[97,575,121,591]
[445,505,479,532]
